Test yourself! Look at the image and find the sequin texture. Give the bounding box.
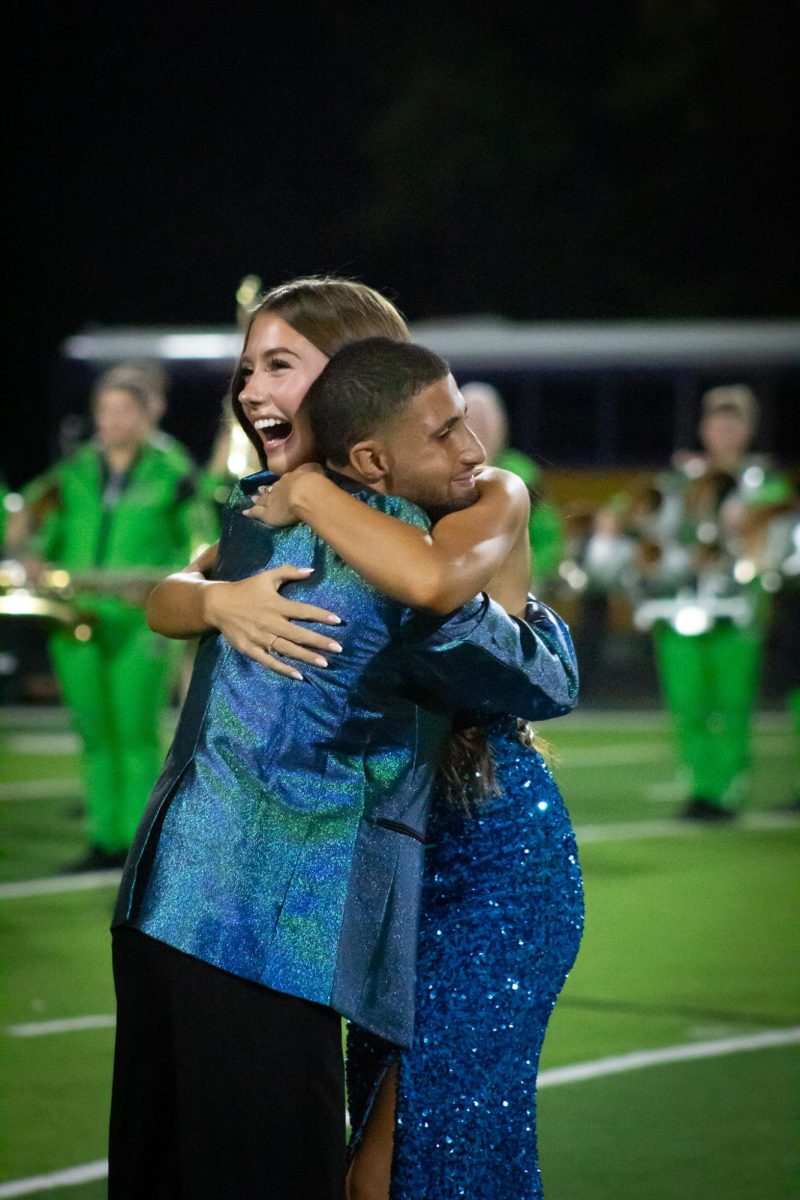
[347,716,584,1198]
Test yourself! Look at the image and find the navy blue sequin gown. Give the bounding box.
[347,717,584,1199]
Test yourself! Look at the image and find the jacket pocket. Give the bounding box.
[368,816,429,845]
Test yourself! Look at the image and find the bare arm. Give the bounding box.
[145,540,343,679]
[244,465,531,615]
[145,541,222,637]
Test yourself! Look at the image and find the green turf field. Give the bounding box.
[1,705,798,1198]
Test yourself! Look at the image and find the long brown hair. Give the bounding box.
[438,717,555,814]
[230,275,410,468]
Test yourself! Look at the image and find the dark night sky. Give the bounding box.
[8,1,799,487]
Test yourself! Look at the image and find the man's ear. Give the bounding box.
[348,440,391,483]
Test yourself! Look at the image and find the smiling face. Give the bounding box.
[378,374,486,514]
[236,313,330,473]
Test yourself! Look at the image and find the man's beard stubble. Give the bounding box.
[423,487,480,525]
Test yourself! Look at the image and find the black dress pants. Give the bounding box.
[109,926,346,1200]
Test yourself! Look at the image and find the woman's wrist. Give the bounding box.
[289,472,333,522]
[199,579,229,630]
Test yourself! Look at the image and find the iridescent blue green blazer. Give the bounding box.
[112,471,578,1046]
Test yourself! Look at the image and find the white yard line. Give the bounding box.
[576,811,798,843]
[554,745,674,767]
[555,740,793,769]
[0,870,122,900]
[545,709,793,732]
[0,708,73,730]
[7,1015,115,1038]
[2,1026,798,1196]
[0,779,81,801]
[538,1025,800,1087]
[3,733,79,755]
[0,1161,108,1198]
[0,706,180,731]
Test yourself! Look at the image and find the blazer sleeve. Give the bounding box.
[398,594,579,721]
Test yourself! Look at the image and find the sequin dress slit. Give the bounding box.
[347,716,584,1199]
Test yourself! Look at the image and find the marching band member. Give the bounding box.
[11,373,198,868]
[628,384,792,820]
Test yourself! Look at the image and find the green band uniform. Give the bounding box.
[25,440,199,853]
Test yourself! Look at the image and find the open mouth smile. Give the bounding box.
[253,417,294,448]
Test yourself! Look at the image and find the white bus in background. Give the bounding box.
[55,316,799,473]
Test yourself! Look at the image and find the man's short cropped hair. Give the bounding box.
[308,337,449,467]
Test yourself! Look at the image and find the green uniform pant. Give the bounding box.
[789,687,800,802]
[653,621,763,809]
[49,601,180,852]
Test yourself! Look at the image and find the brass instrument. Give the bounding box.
[0,562,167,640]
[49,567,167,600]
[0,561,92,638]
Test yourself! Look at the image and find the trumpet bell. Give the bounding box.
[0,576,94,638]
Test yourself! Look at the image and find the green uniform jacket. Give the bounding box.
[495,448,565,584]
[28,440,195,578]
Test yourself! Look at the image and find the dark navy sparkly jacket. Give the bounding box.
[112,471,578,1046]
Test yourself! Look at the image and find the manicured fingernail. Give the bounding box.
[326,615,342,624]
[313,656,328,668]
[290,670,303,680]
[298,567,314,574]
[327,642,343,653]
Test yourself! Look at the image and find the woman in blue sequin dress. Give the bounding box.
[149,276,583,1198]
[244,430,583,1199]
[251,517,585,1198]
[345,722,583,1199]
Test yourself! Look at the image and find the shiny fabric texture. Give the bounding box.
[113,471,579,1046]
[347,718,584,1198]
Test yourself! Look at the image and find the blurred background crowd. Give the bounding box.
[1,288,798,866]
